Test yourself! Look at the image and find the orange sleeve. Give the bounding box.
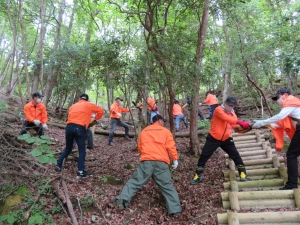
[165,129,178,160]
[24,104,33,122]
[203,94,210,104]
[90,103,104,120]
[214,107,238,124]
[40,104,48,124]
[120,106,130,113]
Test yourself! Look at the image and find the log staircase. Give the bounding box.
[217,131,300,225]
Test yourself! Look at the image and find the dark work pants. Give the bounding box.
[197,133,244,167]
[286,124,300,188]
[57,124,87,171]
[108,118,129,143]
[19,121,44,136]
[210,104,219,119]
[198,109,205,120]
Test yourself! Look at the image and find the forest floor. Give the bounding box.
[1,93,300,225]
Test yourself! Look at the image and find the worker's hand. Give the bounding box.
[116,112,122,117]
[33,120,41,126]
[252,120,264,129]
[172,160,178,169]
[236,120,250,129]
[42,124,48,130]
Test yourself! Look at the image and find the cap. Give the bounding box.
[225,96,237,106]
[152,114,166,123]
[32,92,43,98]
[115,97,123,101]
[271,88,291,101]
[174,99,179,104]
[80,93,89,101]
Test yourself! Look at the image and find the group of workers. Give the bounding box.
[19,88,300,216]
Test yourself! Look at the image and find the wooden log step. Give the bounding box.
[224,168,279,177]
[232,134,265,142]
[235,142,266,149]
[241,163,285,170]
[220,190,294,201]
[232,131,256,136]
[223,179,285,190]
[217,211,300,224]
[226,157,285,166]
[225,174,280,181]
[239,155,276,161]
[237,147,264,152]
[224,149,277,158]
[222,199,295,209]
[234,139,266,145]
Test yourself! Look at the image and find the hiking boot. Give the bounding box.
[76,170,93,179]
[108,142,115,146]
[124,135,131,140]
[53,165,61,172]
[113,199,126,210]
[87,145,94,150]
[185,123,188,129]
[237,165,247,182]
[279,184,298,190]
[190,166,204,185]
[175,129,179,132]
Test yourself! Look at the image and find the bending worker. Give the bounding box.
[114,115,182,216]
[253,88,300,190]
[190,96,250,185]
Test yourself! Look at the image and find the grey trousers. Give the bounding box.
[116,160,182,214]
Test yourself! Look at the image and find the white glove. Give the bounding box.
[42,124,48,130]
[33,120,41,126]
[116,112,122,117]
[252,120,264,129]
[172,160,178,169]
[199,103,202,106]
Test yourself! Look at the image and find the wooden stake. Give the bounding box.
[278,165,288,182]
[228,170,237,181]
[294,188,300,208]
[272,155,280,168]
[228,192,240,211]
[227,211,239,225]
[230,181,239,192]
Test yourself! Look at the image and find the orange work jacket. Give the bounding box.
[147,97,157,111]
[173,104,183,116]
[272,95,300,151]
[203,93,218,106]
[209,106,238,141]
[24,101,48,124]
[138,122,178,164]
[110,102,130,119]
[67,100,104,128]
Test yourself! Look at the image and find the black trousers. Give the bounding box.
[197,133,244,167]
[19,121,44,136]
[286,124,300,187]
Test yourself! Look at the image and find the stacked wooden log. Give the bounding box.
[217,131,300,225]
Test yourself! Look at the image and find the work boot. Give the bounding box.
[185,122,188,129]
[279,184,298,190]
[237,165,247,182]
[190,166,204,185]
[113,199,126,210]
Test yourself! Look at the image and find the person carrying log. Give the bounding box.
[108,97,131,146]
[173,99,188,132]
[54,93,104,178]
[190,96,251,185]
[19,92,48,137]
[252,88,300,190]
[114,114,182,216]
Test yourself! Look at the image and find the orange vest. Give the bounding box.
[147,97,157,111]
[209,106,238,141]
[110,102,130,119]
[24,101,48,124]
[272,95,300,151]
[203,93,218,105]
[173,104,183,116]
[138,123,179,164]
[67,100,104,127]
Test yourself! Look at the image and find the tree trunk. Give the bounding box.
[190,0,210,155]
[32,0,46,93]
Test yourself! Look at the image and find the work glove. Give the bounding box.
[172,160,178,169]
[116,112,122,117]
[33,120,41,126]
[199,103,202,106]
[252,120,264,129]
[42,124,48,130]
[236,120,250,129]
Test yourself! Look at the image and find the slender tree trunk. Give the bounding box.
[190,0,210,155]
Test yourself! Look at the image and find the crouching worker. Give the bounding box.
[19,92,48,137]
[114,115,182,216]
[190,96,250,185]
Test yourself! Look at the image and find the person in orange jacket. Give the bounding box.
[202,91,219,119]
[19,92,48,137]
[252,88,300,190]
[108,97,131,146]
[114,114,182,216]
[54,93,104,178]
[147,95,160,123]
[173,99,188,132]
[190,96,250,185]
